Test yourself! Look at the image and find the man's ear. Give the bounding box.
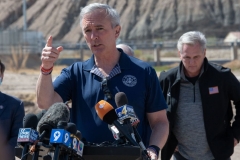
[203,48,206,56]
[178,51,181,58]
[115,25,121,38]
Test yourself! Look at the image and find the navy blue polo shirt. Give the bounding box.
[53,51,167,145]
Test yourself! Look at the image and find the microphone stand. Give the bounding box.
[53,145,60,160]
[124,118,151,160]
[31,143,42,160]
[21,143,30,160]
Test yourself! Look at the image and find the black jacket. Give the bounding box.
[159,58,240,160]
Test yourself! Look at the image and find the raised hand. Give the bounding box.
[41,36,63,69]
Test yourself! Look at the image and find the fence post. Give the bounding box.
[154,43,161,66]
[230,42,238,60]
[79,43,84,61]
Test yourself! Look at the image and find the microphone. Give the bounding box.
[64,121,84,160]
[67,122,78,159]
[76,130,82,141]
[95,100,139,146]
[108,124,127,145]
[17,113,39,160]
[30,102,70,160]
[37,102,70,141]
[66,123,84,158]
[36,109,47,122]
[50,121,72,160]
[74,130,84,157]
[115,92,150,159]
[108,124,121,140]
[115,92,140,126]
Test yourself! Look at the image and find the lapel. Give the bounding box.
[0,92,7,117]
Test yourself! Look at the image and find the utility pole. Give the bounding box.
[23,0,27,30]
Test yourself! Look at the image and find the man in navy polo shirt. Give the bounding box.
[36,3,168,159]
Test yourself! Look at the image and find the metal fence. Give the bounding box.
[0,30,44,54]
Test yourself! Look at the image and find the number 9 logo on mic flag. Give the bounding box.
[53,131,61,141]
[50,129,72,148]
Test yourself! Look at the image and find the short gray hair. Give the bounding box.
[80,3,120,28]
[177,31,206,53]
[116,44,134,56]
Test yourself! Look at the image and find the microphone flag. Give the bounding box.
[17,128,39,143]
[50,129,72,148]
[115,105,140,126]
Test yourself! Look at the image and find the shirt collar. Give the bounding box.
[83,48,132,72]
[90,63,121,80]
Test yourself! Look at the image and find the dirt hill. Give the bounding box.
[0,0,240,42]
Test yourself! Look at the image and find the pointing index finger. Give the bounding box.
[45,36,53,47]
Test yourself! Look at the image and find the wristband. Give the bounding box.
[41,70,52,75]
[40,64,53,75]
[40,64,53,72]
[147,145,160,157]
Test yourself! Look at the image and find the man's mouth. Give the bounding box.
[93,44,101,47]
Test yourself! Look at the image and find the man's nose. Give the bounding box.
[91,31,98,40]
[189,58,195,64]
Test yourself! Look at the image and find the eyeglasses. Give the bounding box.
[101,78,112,100]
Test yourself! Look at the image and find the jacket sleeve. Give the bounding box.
[227,71,240,142]
[159,71,168,100]
[9,101,25,148]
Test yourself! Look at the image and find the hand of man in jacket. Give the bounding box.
[234,138,239,147]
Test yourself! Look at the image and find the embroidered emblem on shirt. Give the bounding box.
[122,75,137,87]
[209,86,219,95]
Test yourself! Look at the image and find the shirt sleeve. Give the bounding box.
[145,67,168,113]
[53,67,73,103]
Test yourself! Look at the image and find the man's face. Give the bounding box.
[81,10,120,55]
[179,43,206,77]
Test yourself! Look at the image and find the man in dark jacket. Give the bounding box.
[0,60,25,160]
[159,31,240,160]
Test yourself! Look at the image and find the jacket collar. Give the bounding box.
[175,57,209,83]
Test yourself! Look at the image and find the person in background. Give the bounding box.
[0,60,25,160]
[116,43,134,56]
[36,3,169,159]
[159,31,240,160]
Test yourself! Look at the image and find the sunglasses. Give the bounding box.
[101,78,112,100]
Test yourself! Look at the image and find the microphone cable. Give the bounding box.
[20,151,31,160]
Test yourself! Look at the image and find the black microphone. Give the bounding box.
[23,113,38,129]
[33,103,70,160]
[115,92,140,126]
[37,102,70,141]
[115,92,150,159]
[115,92,137,142]
[36,109,47,122]
[95,100,139,146]
[66,122,77,160]
[67,123,85,159]
[66,122,77,135]
[75,130,82,141]
[17,113,38,160]
[52,121,68,160]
